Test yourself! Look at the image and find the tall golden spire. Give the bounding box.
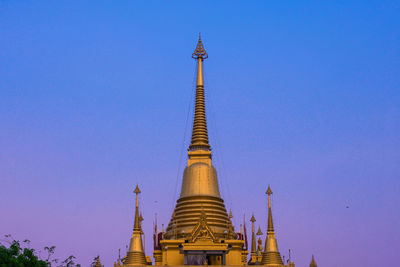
[262,186,284,266]
[189,33,211,152]
[165,35,231,240]
[123,185,147,266]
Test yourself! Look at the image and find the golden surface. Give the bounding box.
[165,36,232,241]
[248,215,257,264]
[189,35,210,152]
[309,255,317,267]
[94,256,102,267]
[119,36,299,267]
[261,186,284,266]
[119,185,147,266]
[180,163,221,198]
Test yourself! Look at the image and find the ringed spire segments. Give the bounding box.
[188,34,211,151]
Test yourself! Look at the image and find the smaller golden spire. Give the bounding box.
[124,184,147,266]
[229,209,233,219]
[248,213,257,264]
[134,185,141,230]
[266,186,274,233]
[310,255,317,267]
[94,256,102,267]
[250,214,256,253]
[261,185,284,266]
[256,226,263,236]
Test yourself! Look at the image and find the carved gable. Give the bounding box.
[190,211,216,242]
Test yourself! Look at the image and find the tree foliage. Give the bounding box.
[0,235,81,267]
[0,240,47,267]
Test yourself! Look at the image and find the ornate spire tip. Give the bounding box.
[266,185,273,196]
[256,226,263,235]
[310,255,317,267]
[134,184,141,194]
[192,34,208,59]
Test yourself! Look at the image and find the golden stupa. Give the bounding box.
[114,36,318,266]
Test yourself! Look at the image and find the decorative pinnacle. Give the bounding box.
[310,255,317,267]
[133,184,141,230]
[250,214,256,223]
[229,209,233,219]
[266,185,275,233]
[266,185,273,196]
[134,184,141,195]
[192,33,208,59]
[256,226,263,236]
[94,256,101,267]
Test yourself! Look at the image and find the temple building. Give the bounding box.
[115,36,316,266]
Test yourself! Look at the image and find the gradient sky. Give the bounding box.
[1,1,399,267]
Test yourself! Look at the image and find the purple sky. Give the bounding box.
[1,1,399,266]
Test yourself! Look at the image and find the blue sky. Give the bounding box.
[1,1,399,266]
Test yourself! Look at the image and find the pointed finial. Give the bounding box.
[94,256,102,267]
[256,226,263,236]
[250,214,256,223]
[229,209,233,219]
[139,212,144,222]
[310,255,317,267]
[266,185,273,196]
[192,33,208,59]
[134,184,141,195]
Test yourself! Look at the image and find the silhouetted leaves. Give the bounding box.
[0,235,81,267]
